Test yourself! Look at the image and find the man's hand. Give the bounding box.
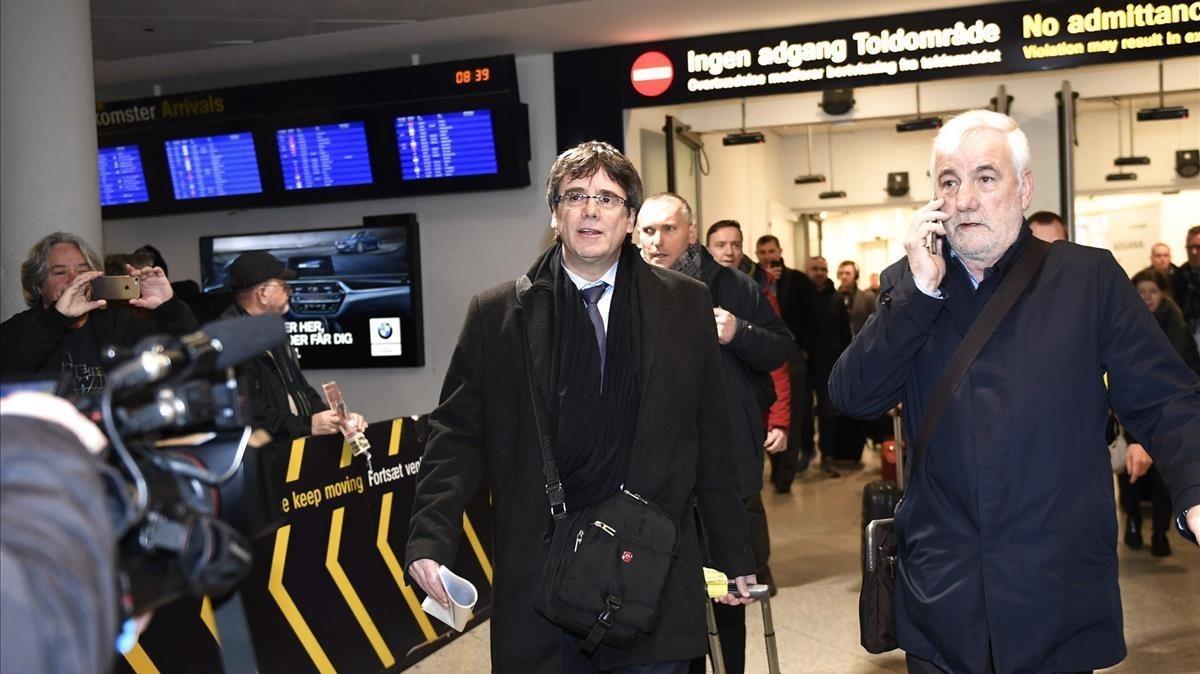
[1127,442,1152,483]
[764,428,787,454]
[763,265,782,283]
[311,409,345,436]
[716,573,758,606]
[54,271,106,318]
[714,307,738,345]
[127,264,173,310]
[408,558,449,607]
[1186,508,1200,541]
[906,198,949,293]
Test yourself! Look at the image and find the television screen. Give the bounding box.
[165,132,263,200]
[276,121,374,190]
[199,215,423,369]
[97,145,151,206]
[394,109,498,180]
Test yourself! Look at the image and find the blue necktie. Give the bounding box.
[580,283,608,388]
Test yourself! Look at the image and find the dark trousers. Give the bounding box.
[906,651,1093,674]
[561,632,689,674]
[690,494,770,674]
[769,353,810,487]
[813,373,837,460]
[1117,466,1172,534]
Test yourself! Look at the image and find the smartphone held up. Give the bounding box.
[90,275,141,301]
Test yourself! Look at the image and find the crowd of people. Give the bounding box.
[3,110,1199,674]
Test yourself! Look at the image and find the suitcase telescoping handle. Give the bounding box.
[892,408,905,491]
[704,578,781,674]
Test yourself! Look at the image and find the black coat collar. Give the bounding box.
[515,242,657,434]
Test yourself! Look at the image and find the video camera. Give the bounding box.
[3,314,288,615]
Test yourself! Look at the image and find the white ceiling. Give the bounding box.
[90,0,583,61]
[92,0,1009,97]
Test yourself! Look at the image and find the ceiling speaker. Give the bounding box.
[820,89,855,115]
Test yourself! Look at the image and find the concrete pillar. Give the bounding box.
[1,0,101,321]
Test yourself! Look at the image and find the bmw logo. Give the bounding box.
[377,322,394,339]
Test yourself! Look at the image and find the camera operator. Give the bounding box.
[1,391,116,674]
[0,232,198,394]
[220,251,364,440]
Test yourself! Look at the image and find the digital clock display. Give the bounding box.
[454,67,491,85]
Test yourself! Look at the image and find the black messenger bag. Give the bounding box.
[534,488,679,652]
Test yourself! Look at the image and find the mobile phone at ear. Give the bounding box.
[925,231,939,255]
[90,275,140,301]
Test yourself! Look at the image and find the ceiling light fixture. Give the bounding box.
[819,125,846,199]
[723,99,766,146]
[1114,98,1150,166]
[896,84,942,133]
[1138,61,1190,121]
[794,126,827,184]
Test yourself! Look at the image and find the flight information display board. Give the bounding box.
[395,109,498,180]
[165,132,263,200]
[276,121,373,190]
[97,145,150,206]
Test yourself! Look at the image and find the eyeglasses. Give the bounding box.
[555,192,628,211]
[266,281,294,295]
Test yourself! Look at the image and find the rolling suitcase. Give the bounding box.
[861,412,904,573]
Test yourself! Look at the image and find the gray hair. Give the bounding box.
[20,232,103,307]
[931,109,1031,189]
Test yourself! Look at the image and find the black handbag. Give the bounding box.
[533,488,679,652]
[859,237,1051,654]
[518,303,679,654]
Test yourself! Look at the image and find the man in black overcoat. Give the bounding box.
[749,234,822,488]
[635,193,793,674]
[830,109,1200,673]
[406,142,757,673]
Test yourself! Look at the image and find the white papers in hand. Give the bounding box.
[420,565,478,632]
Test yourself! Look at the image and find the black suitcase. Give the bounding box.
[861,479,902,572]
[861,412,905,572]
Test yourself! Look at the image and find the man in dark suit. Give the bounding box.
[831,110,1200,673]
[750,234,822,488]
[1177,226,1200,350]
[636,193,792,674]
[406,142,756,673]
[805,255,851,477]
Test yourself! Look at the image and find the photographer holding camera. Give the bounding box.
[1,391,117,674]
[0,232,198,394]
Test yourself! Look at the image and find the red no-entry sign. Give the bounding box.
[630,51,673,97]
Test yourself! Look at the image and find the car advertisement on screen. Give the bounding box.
[200,216,424,369]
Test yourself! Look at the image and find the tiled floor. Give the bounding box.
[410,449,1200,673]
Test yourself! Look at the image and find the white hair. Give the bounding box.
[930,109,1030,188]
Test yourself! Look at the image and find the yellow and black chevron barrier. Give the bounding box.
[114,415,494,674]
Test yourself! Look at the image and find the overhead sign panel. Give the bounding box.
[559,0,1200,110]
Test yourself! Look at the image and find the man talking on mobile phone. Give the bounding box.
[0,232,197,394]
[830,110,1200,673]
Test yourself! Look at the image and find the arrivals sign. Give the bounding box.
[559,0,1200,109]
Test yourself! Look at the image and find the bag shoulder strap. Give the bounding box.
[910,237,1051,470]
[515,279,568,519]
